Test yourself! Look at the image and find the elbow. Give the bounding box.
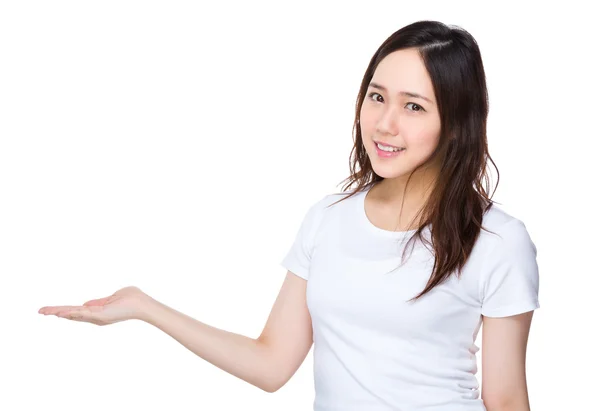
[262,368,295,393]
[263,385,278,394]
[260,384,276,394]
[259,371,283,394]
[261,379,281,394]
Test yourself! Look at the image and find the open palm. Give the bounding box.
[38,286,152,325]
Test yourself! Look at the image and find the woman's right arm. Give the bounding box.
[141,270,313,393]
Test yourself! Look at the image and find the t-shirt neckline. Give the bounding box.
[356,185,420,239]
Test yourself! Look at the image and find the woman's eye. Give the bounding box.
[406,102,424,112]
[367,92,424,113]
[367,92,383,102]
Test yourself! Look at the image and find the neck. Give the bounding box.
[375,166,439,207]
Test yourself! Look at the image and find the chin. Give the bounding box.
[372,166,413,179]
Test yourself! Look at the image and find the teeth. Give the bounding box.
[376,143,404,152]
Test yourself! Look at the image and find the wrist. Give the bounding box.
[136,294,162,323]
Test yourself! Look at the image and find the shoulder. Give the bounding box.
[307,191,349,215]
[297,192,345,226]
[299,191,353,233]
[481,203,531,237]
[476,204,540,316]
[478,203,537,257]
[481,203,519,229]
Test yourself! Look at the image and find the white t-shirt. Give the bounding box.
[280,186,540,411]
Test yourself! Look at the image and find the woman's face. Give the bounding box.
[360,49,442,180]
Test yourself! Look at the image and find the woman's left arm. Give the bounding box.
[481,311,535,411]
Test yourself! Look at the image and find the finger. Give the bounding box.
[56,307,91,321]
[39,306,82,315]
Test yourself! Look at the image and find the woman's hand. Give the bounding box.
[38,286,154,325]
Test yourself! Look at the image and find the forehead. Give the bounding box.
[371,49,434,97]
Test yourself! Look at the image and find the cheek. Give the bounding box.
[359,106,377,129]
[361,123,372,138]
[359,119,375,144]
[402,125,440,151]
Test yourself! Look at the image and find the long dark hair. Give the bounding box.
[329,20,498,302]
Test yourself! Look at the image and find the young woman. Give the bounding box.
[38,20,539,411]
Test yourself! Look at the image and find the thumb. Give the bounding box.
[83,296,114,306]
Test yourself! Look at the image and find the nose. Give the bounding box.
[375,105,400,136]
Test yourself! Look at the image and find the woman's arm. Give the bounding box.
[39,272,314,393]
[481,310,535,411]
[142,296,275,392]
[142,271,313,393]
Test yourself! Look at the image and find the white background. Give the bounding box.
[1,1,598,410]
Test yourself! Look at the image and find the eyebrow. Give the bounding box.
[368,82,433,104]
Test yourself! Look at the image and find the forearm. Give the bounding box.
[483,398,531,411]
[484,406,530,411]
[140,297,275,392]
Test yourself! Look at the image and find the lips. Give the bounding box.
[374,140,404,149]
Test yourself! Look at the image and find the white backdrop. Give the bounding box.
[1,1,598,410]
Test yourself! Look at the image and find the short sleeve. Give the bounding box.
[279,196,328,280]
[480,218,540,317]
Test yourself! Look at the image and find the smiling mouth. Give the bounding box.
[375,141,405,152]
